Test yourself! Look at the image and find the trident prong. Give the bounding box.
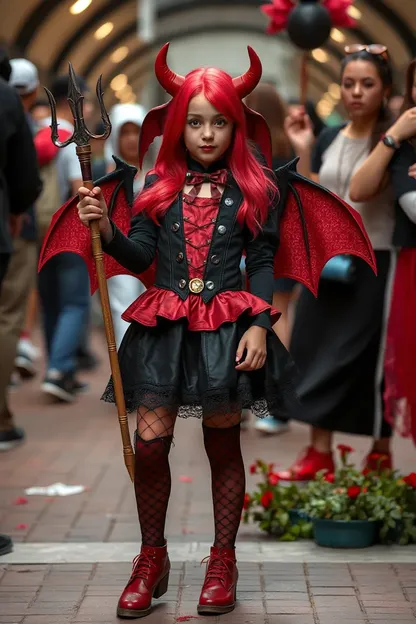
[44,62,111,149]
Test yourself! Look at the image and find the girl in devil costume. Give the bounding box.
[44,44,374,619]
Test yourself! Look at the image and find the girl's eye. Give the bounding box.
[343,82,353,88]
[215,119,227,127]
[188,119,201,127]
[363,81,375,88]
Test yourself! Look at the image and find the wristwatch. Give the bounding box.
[381,134,400,150]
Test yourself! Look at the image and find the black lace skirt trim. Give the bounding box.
[101,316,298,419]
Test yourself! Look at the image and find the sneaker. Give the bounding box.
[15,353,37,378]
[0,534,13,556]
[255,415,289,435]
[17,338,41,361]
[41,371,77,403]
[0,426,25,451]
[276,446,335,482]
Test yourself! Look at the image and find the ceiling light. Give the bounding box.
[331,28,345,43]
[110,74,128,91]
[328,83,341,99]
[94,22,114,40]
[111,46,129,63]
[317,99,334,117]
[69,0,92,15]
[348,5,362,20]
[116,84,133,98]
[311,48,328,63]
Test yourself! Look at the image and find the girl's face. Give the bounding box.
[183,93,233,167]
[341,60,387,119]
[119,122,140,163]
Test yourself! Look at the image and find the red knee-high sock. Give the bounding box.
[134,434,173,547]
[203,424,245,549]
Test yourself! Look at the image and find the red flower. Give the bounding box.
[404,473,416,488]
[337,444,354,457]
[268,472,280,486]
[324,472,335,483]
[243,493,251,510]
[249,463,257,474]
[347,486,361,499]
[261,491,273,508]
[323,0,356,28]
[261,0,293,35]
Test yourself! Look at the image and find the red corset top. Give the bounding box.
[122,192,280,331]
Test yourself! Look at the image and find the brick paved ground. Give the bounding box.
[1,562,416,623]
[1,328,415,622]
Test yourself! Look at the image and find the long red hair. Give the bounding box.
[133,67,277,235]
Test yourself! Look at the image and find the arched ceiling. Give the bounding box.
[1,0,415,112]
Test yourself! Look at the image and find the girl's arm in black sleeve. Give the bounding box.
[244,203,279,331]
[101,173,159,273]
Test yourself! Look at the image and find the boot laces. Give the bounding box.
[201,553,232,585]
[130,552,157,582]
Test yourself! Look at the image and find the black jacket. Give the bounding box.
[103,170,279,331]
[0,77,42,254]
[390,141,416,248]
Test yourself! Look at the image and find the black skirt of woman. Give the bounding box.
[287,250,395,437]
[102,312,298,420]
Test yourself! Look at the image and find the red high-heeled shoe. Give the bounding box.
[276,446,335,482]
[117,543,170,618]
[197,546,238,615]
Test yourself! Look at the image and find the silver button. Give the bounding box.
[218,225,226,235]
[211,254,220,265]
[224,197,234,206]
[171,222,180,232]
[176,252,184,263]
[206,281,215,290]
[178,279,187,289]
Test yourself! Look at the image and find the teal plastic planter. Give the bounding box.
[313,519,377,548]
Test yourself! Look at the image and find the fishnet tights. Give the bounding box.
[203,423,245,549]
[134,406,176,547]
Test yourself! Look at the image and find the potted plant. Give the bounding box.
[243,459,313,541]
[302,445,416,548]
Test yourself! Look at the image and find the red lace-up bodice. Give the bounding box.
[122,191,280,331]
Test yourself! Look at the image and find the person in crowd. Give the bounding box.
[30,99,51,128]
[276,44,399,481]
[244,82,295,435]
[37,74,89,402]
[350,57,416,446]
[0,54,42,457]
[3,59,43,381]
[105,103,149,348]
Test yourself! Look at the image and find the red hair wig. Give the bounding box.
[134,56,277,235]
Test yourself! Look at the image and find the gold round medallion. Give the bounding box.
[189,278,204,294]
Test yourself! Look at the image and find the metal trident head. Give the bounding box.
[44,63,112,149]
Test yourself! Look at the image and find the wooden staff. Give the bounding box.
[44,64,135,481]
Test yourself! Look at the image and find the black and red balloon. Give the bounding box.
[261,0,356,50]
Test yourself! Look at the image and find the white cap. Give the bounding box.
[9,58,39,95]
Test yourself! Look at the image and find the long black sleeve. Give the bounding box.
[244,204,279,331]
[102,211,159,274]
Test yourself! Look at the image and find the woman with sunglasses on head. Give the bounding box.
[276,45,398,482]
[351,57,416,447]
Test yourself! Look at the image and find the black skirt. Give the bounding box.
[102,312,297,419]
[288,250,395,437]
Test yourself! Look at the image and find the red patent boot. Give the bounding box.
[364,451,393,474]
[197,546,238,615]
[276,446,335,482]
[117,543,170,618]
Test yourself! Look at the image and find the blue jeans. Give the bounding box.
[38,253,90,373]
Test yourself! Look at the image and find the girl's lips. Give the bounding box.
[200,146,215,151]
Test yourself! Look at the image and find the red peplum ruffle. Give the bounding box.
[122,286,281,331]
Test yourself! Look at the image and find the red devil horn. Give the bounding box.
[232,46,262,99]
[155,42,185,96]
